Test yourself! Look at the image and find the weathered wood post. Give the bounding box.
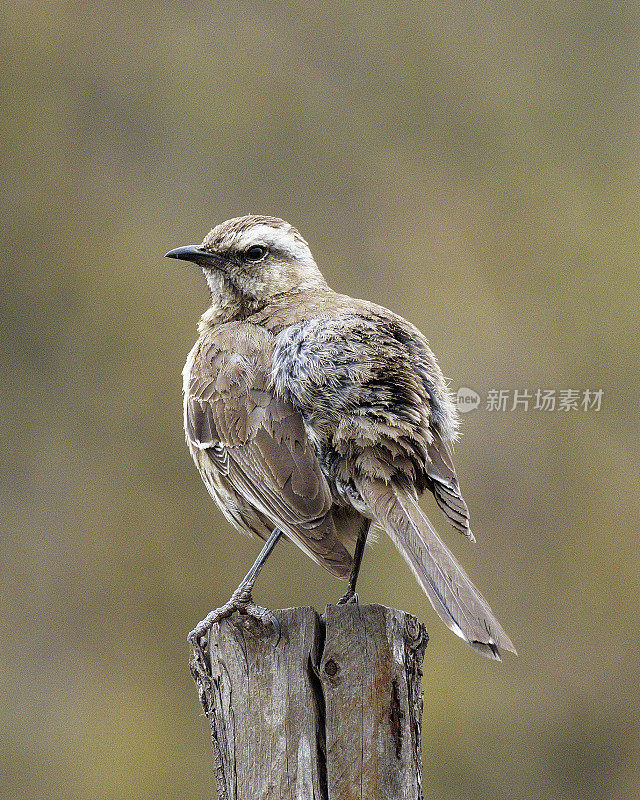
[190,604,428,800]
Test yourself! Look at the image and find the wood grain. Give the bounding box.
[190,605,428,800]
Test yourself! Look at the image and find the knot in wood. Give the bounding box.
[324,658,339,677]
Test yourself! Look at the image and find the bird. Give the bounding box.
[166,215,515,660]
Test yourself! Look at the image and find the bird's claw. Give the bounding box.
[187,601,237,649]
[239,601,282,645]
[187,593,280,666]
[337,588,359,605]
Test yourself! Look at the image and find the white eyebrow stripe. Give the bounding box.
[234,225,306,258]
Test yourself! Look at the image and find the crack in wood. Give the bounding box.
[390,678,403,759]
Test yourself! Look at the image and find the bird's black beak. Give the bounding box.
[165,245,215,265]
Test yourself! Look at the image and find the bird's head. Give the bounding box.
[166,215,326,312]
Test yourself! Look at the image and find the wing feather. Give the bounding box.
[426,429,475,540]
[186,322,352,577]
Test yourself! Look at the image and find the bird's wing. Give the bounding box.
[426,429,474,540]
[186,322,352,578]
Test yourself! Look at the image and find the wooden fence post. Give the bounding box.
[190,604,428,800]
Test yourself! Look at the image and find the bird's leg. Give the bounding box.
[188,528,282,661]
[338,520,370,604]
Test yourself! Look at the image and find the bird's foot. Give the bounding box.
[237,599,281,645]
[188,590,281,678]
[337,588,359,605]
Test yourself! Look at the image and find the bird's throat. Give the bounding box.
[199,269,263,329]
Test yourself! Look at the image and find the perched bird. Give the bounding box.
[167,215,515,660]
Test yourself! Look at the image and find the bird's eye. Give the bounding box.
[244,245,268,262]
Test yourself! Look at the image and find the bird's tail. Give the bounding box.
[356,478,516,660]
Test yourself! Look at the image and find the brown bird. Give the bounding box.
[166,215,515,660]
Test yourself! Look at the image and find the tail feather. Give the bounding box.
[357,479,516,659]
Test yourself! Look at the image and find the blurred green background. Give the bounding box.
[2,1,639,798]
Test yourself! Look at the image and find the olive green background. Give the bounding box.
[2,2,639,798]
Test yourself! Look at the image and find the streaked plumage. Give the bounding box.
[168,215,515,659]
